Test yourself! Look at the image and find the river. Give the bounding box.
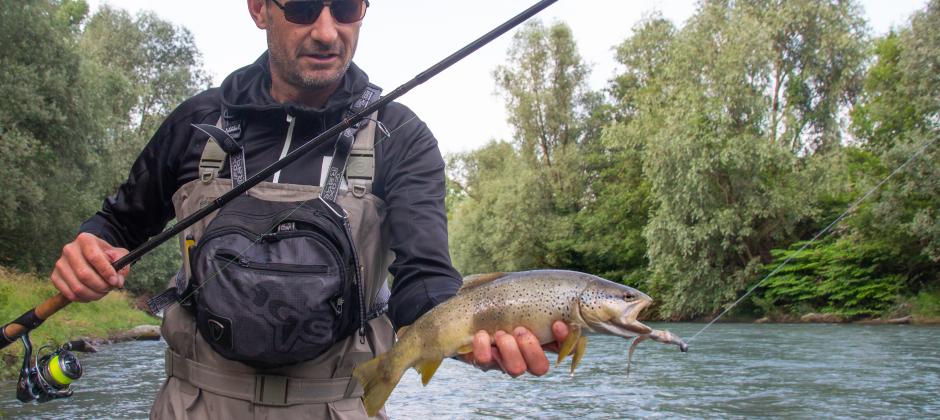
[1,323,938,419]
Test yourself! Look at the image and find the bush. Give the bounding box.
[756,237,905,318]
[913,288,940,318]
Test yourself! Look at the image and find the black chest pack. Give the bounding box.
[176,87,381,368]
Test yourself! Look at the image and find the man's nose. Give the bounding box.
[307,6,339,44]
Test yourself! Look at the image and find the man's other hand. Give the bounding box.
[462,320,570,377]
[51,233,130,302]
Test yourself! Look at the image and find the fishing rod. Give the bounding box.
[0,0,558,402]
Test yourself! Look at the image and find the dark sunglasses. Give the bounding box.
[270,0,369,25]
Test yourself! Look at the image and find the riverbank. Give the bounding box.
[750,313,940,325]
[0,268,158,380]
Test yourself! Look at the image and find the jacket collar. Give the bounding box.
[220,51,372,117]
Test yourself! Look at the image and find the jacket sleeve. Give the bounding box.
[378,105,462,329]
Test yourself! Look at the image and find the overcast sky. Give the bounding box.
[86,0,927,155]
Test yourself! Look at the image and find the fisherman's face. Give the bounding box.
[250,0,363,99]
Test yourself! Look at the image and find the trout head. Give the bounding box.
[578,280,654,338]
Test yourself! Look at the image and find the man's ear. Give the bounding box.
[247,0,269,30]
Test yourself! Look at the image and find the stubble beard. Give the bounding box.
[270,43,351,91]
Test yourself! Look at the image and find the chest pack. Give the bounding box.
[177,87,381,368]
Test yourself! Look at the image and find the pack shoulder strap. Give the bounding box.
[197,86,380,192]
[346,112,378,198]
[321,85,382,202]
[197,111,244,184]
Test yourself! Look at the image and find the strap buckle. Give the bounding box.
[253,374,289,406]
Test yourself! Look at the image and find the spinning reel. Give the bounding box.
[16,333,82,403]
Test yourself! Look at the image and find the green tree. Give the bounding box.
[850,33,917,152]
[630,0,867,318]
[448,142,558,274]
[756,237,905,318]
[450,21,602,274]
[493,21,593,170]
[79,6,210,295]
[748,1,940,319]
[0,0,120,270]
[0,1,208,296]
[848,0,940,284]
[574,16,678,287]
[80,5,210,188]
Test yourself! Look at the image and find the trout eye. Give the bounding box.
[623,292,635,301]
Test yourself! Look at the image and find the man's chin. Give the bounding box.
[293,63,348,89]
[298,73,344,90]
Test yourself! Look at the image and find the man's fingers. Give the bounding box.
[472,330,493,367]
[514,327,549,376]
[81,237,119,287]
[64,243,111,295]
[469,323,571,377]
[494,330,525,377]
[104,248,130,288]
[55,257,106,302]
[50,266,77,301]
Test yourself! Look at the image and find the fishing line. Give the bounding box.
[373,115,417,149]
[687,136,938,343]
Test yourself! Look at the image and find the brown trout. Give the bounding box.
[353,270,688,416]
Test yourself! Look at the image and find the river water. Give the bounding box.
[1,323,938,419]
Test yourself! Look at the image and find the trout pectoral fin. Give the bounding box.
[570,336,587,376]
[416,358,443,386]
[457,344,473,355]
[556,324,582,365]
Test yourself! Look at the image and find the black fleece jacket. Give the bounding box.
[80,53,461,329]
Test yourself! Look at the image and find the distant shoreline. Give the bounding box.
[657,314,940,325]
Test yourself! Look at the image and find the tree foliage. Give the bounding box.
[0,0,119,269]
[493,21,593,170]
[450,1,936,320]
[449,142,559,274]
[450,21,604,275]
[0,0,207,294]
[850,0,940,267]
[624,1,867,319]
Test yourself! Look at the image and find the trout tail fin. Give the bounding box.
[354,353,406,417]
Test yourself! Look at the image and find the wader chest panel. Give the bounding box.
[153,88,395,416]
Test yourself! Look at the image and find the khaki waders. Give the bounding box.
[150,116,396,420]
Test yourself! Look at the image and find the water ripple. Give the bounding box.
[0,324,938,419]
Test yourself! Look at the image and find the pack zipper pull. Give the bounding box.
[330,297,344,315]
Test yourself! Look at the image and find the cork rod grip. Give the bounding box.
[0,293,71,350]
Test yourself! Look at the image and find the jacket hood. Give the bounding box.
[220,51,373,117]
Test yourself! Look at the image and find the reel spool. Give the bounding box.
[16,333,82,403]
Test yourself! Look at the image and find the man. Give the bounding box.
[50,0,567,418]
